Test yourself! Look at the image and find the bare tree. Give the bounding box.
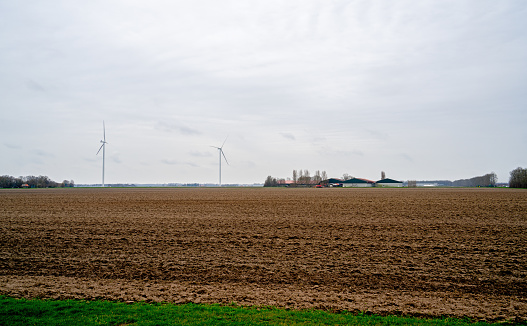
[321,171,327,181]
[342,173,352,181]
[484,172,497,187]
[313,170,322,184]
[489,172,497,186]
[509,167,527,188]
[292,170,298,184]
[304,169,311,184]
[381,171,386,180]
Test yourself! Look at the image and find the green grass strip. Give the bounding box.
[0,296,514,326]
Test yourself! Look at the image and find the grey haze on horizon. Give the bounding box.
[1,1,526,185]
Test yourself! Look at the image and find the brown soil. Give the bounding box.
[0,187,526,322]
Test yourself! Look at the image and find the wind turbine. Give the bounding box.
[211,137,229,186]
[96,121,108,187]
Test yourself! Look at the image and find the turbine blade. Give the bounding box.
[221,150,229,165]
[221,136,228,149]
[96,143,104,155]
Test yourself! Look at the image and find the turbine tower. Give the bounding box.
[211,137,229,186]
[96,121,108,187]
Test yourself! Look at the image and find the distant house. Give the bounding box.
[342,178,375,187]
[376,178,403,187]
[21,184,29,188]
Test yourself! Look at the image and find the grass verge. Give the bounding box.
[0,296,517,326]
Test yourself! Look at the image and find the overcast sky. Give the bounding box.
[1,1,526,185]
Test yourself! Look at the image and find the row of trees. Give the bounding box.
[264,169,329,187]
[292,169,328,185]
[509,167,527,188]
[451,172,498,187]
[0,175,74,188]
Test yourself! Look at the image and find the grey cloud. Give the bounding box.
[4,143,21,149]
[161,159,199,167]
[240,160,257,169]
[352,150,365,157]
[365,129,389,141]
[26,79,45,92]
[32,149,53,157]
[189,151,212,157]
[161,159,179,165]
[399,153,413,162]
[84,156,98,163]
[280,133,296,140]
[156,122,201,135]
[316,146,364,157]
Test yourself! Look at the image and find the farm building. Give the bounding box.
[376,178,403,187]
[342,178,375,187]
[324,178,344,187]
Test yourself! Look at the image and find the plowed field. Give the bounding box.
[1,187,526,322]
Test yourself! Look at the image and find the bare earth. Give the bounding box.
[0,187,526,322]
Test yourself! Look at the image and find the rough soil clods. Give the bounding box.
[0,187,526,322]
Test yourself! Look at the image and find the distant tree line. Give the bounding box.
[0,175,74,188]
[451,172,497,187]
[413,172,497,187]
[509,167,527,188]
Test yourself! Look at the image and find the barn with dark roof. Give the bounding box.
[325,178,344,187]
[342,178,375,187]
[376,178,403,187]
